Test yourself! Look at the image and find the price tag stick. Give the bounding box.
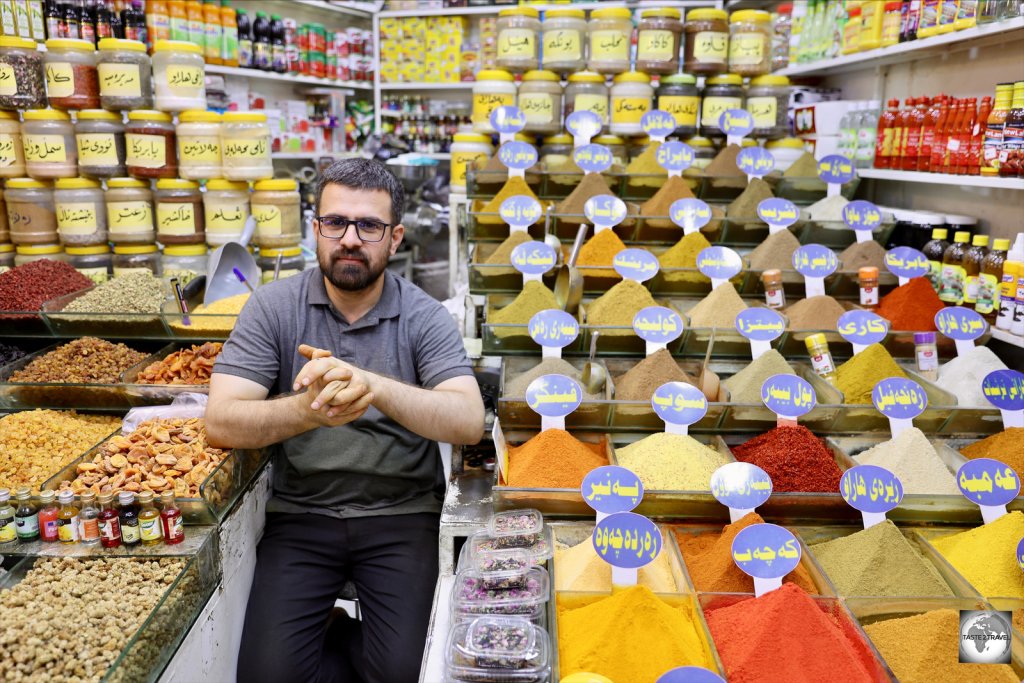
[954,337,975,358]
[1001,408,1024,429]
[612,566,638,587]
[887,416,914,438]
[753,576,783,597]
[541,344,561,360]
[981,502,1009,525]
[861,510,888,529]
[855,229,871,244]
[749,338,772,360]
[804,275,826,298]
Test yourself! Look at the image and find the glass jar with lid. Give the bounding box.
[54,177,106,246]
[765,137,806,172]
[563,72,609,129]
[684,136,716,172]
[43,39,100,110]
[728,9,772,76]
[252,179,301,249]
[97,38,152,111]
[22,109,77,179]
[162,244,207,285]
[126,111,177,179]
[593,135,627,167]
[176,110,222,180]
[204,179,250,247]
[684,8,729,75]
[496,7,540,73]
[636,8,683,74]
[75,110,126,178]
[541,9,586,73]
[6,178,56,244]
[0,111,25,177]
[0,243,13,274]
[112,243,161,277]
[540,134,572,167]
[0,36,45,109]
[152,40,206,112]
[14,243,63,266]
[609,72,653,137]
[700,74,744,137]
[518,70,562,135]
[65,245,112,284]
[471,70,516,134]
[155,179,205,245]
[450,133,492,194]
[105,177,154,244]
[747,75,791,139]
[222,112,272,181]
[258,245,305,283]
[587,7,632,74]
[657,74,700,137]
[0,193,6,243]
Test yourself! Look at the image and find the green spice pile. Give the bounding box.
[834,343,908,405]
[585,279,657,334]
[685,283,748,328]
[59,271,165,315]
[614,433,729,491]
[614,349,695,402]
[783,152,819,177]
[489,281,559,337]
[721,349,796,404]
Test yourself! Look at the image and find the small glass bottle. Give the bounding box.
[804,333,837,384]
[761,269,786,309]
[57,489,79,543]
[79,490,100,545]
[14,487,39,542]
[160,490,184,545]
[859,266,880,308]
[138,490,162,546]
[118,491,140,546]
[0,488,15,545]
[98,492,121,548]
[38,489,59,542]
[914,332,939,382]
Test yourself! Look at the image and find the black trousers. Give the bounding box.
[236,511,440,683]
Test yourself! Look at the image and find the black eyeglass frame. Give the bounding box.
[315,216,394,242]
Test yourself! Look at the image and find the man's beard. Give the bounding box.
[318,246,388,291]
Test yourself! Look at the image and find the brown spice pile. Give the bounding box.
[614,349,696,402]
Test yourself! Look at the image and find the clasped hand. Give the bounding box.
[292,344,375,427]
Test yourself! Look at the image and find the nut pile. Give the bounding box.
[9,337,148,384]
[61,418,229,498]
[136,342,223,385]
[59,271,166,315]
[0,259,93,313]
[0,557,186,683]
[0,410,121,491]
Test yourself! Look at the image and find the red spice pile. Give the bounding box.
[876,277,944,331]
[0,259,92,313]
[730,425,842,493]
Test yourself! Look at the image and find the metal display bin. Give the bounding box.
[0,343,134,409]
[497,356,613,430]
[119,342,214,406]
[42,286,172,339]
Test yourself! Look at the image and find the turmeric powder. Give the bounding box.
[576,229,626,278]
[626,143,667,188]
[658,232,712,283]
[478,176,540,225]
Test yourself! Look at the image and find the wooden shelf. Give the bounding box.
[857,168,1024,190]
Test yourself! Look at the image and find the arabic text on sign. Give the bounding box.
[207,203,246,232]
[934,307,988,339]
[817,155,855,183]
[842,200,883,230]
[45,62,75,98]
[840,466,904,510]
[56,203,97,234]
[180,137,222,163]
[528,310,579,347]
[252,204,283,234]
[166,66,204,91]
[157,203,196,236]
[107,201,154,233]
[982,370,1024,411]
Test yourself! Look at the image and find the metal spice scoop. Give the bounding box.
[698,329,721,402]
[581,331,606,394]
[555,224,587,314]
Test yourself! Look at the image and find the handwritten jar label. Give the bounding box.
[77,133,118,166]
[0,133,18,166]
[611,96,651,125]
[179,136,222,163]
[590,30,630,61]
[658,95,699,127]
[252,204,283,235]
[166,65,204,94]
[0,63,16,95]
[206,202,247,233]
[107,201,153,233]
[729,33,765,66]
[498,28,535,59]
[224,137,269,160]
[472,92,515,124]
[519,94,555,125]
[701,97,743,128]
[573,93,609,124]
[746,96,777,128]
[543,29,581,61]
[98,63,142,97]
[691,31,728,64]
[45,62,75,98]
[638,30,675,61]
[157,202,197,235]
[126,133,167,169]
[451,150,487,186]
[56,202,98,234]
[23,134,67,162]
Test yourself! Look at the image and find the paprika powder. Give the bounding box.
[729,425,842,492]
[505,430,608,489]
[875,276,944,331]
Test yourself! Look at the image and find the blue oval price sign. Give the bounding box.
[613,248,659,282]
[982,369,1024,412]
[528,309,579,349]
[731,523,801,579]
[837,310,889,347]
[792,244,839,278]
[872,377,928,420]
[499,195,543,228]
[840,465,905,514]
[656,141,695,173]
[652,382,708,427]
[757,198,799,228]
[696,246,742,282]
[633,306,684,345]
[711,462,773,512]
[657,668,726,683]
[817,154,855,184]
[584,194,627,228]
[592,512,663,569]
[510,241,556,276]
[489,105,526,135]
[1018,538,1024,571]
[582,465,644,515]
[735,308,786,342]
[525,374,583,417]
[573,143,614,174]
[498,141,538,170]
[641,109,677,138]
[957,458,1021,507]
[935,306,989,341]
[737,147,775,177]
[719,108,754,138]
[566,110,602,140]
[670,198,712,232]
[761,374,816,418]
[885,246,930,280]
[842,200,883,232]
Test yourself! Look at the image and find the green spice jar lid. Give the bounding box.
[660,74,697,86]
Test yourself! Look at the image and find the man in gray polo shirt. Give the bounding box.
[207,159,484,683]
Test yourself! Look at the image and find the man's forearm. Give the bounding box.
[206,392,313,449]
[370,374,483,445]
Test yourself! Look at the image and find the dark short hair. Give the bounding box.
[315,158,405,226]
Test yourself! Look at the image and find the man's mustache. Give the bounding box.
[333,250,368,263]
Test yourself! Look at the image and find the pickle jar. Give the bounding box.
[496,7,540,73]
[0,111,25,177]
[44,39,100,110]
[449,133,492,194]
[728,9,772,76]
[22,109,77,179]
[152,40,206,112]
[609,72,653,137]
[588,7,633,75]
[54,177,107,246]
[563,71,609,129]
[0,243,13,273]
[252,179,302,249]
[112,243,161,277]
[96,38,152,111]
[471,70,517,134]
[518,70,563,135]
[75,109,126,178]
[14,243,63,266]
[161,244,207,285]
[65,244,112,284]
[0,36,46,110]
[258,245,305,283]
[657,74,700,137]
[541,9,586,73]
[540,133,572,167]
[204,179,250,247]
[746,75,791,139]
[5,178,56,244]
[155,178,205,245]
[684,8,729,76]
[222,112,272,181]
[176,110,222,180]
[700,74,744,137]
[105,177,154,244]
[636,8,683,74]
[126,111,177,179]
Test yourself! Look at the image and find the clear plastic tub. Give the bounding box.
[251,178,301,248]
[43,38,99,110]
[75,109,127,178]
[489,508,544,549]
[496,7,540,73]
[465,546,532,591]
[0,110,25,177]
[6,178,56,244]
[125,110,178,179]
[587,7,632,74]
[105,177,155,244]
[452,566,550,620]
[152,39,206,112]
[65,244,112,284]
[222,111,272,181]
[204,179,250,247]
[54,177,107,246]
[22,109,77,179]
[465,527,554,568]
[112,243,161,277]
[445,618,550,683]
[541,8,586,73]
[96,38,152,111]
[0,35,45,109]
[176,110,222,180]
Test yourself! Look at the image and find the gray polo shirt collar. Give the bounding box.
[308,270,402,329]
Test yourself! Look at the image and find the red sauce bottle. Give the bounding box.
[874,98,901,168]
[955,98,977,175]
[159,491,184,545]
[891,97,914,168]
[919,95,944,172]
[930,98,953,172]
[37,489,59,542]
[98,491,122,548]
[902,97,927,171]
[969,96,992,176]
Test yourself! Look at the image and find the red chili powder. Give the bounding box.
[704,583,883,683]
[876,277,944,331]
[730,425,842,493]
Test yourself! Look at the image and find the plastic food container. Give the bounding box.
[162,244,208,285]
[658,73,700,137]
[465,526,554,567]
[74,109,126,178]
[700,74,744,137]
[728,9,772,76]
[451,566,550,620]
[539,133,572,167]
[450,133,492,194]
[472,70,516,134]
[252,178,301,248]
[0,36,45,109]
[610,72,653,137]
[588,7,632,74]
[176,110,222,180]
[105,177,154,244]
[541,8,586,73]
[112,243,161,277]
[54,177,107,246]
[152,40,206,112]
[257,245,304,283]
[14,242,63,266]
[636,7,683,74]
[465,546,532,591]
[204,179,250,247]
[0,110,26,177]
[747,74,791,139]
[126,111,178,179]
[496,7,540,73]
[5,178,56,244]
[563,71,609,129]
[518,70,562,135]
[96,38,152,111]
[22,109,77,179]
[155,178,204,245]
[65,244,111,284]
[684,8,729,75]
[44,39,99,110]
[489,508,544,548]
[0,243,13,273]
[445,618,550,682]
[222,112,272,181]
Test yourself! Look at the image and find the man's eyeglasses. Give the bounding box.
[316,216,392,242]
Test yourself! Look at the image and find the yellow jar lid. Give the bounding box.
[113,244,159,254]
[453,133,491,144]
[207,179,249,191]
[164,244,208,256]
[128,110,173,123]
[0,111,17,120]
[568,71,605,84]
[766,137,805,150]
[687,8,728,21]
[179,110,223,123]
[544,8,584,18]
[223,112,268,123]
[498,6,538,18]
[98,38,147,52]
[66,245,111,255]
[750,75,791,86]
[16,243,62,255]
[972,234,989,246]
[254,179,297,192]
[514,133,535,144]
[5,178,50,188]
[640,7,681,19]
[561,674,614,683]
[156,179,199,189]
[154,39,203,54]
[954,231,970,242]
[593,135,625,145]
[661,73,697,86]
[542,134,572,144]
[804,333,828,347]
[0,36,37,50]
[55,178,101,189]
[994,238,1010,250]
[522,69,559,82]
[476,69,515,82]
[684,136,713,148]
[731,9,771,23]
[108,178,148,188]
[260,245,303,257]
[706,74,743,86]
[592,7,632,20]
[77,109,122,121]
[0,243,13,253]
[23,109,71,121]
[613,72,651,84]
[45,38,94,51]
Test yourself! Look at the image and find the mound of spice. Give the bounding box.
[625,144,667,188]
[834,343,908,405]
[478,176,540,223]
[685,283,748,328]
[936,345,1007,407]
[555,536,676,593]
[555,173,616,222]
[658,232,712,283]
[0,259,92,313]
[782,151,819,178]
[615,433,729,491]
[809,520,954,597]
[675,513,818,593]
[703,583,884,683]
[726,177,774,221]
[504,358,601,400]
[170,292,251,333]
[558,586,716,682]
[505,429,608,489]
[852,427,959,494]
[876,277,945,331]
[960,428,1024,480]
[614,349,695,402]
[481,231,532,277]
[639,175,696,228]
[60,271,166,315]
[489,281,559,336]
[863,609,1020,683]
[10,337,147,384]
[721,349,797,403]
[585,279,657,334]
[136,342,223,385]
[576,229,627,278]
[931,511,1024,598]
[704,144,744,178]
[839,240,888,270]
[785,295,847,332]
[806,194,850,222]
[731,425,842,492]
[474,152,541,187]
[748,230,801,271]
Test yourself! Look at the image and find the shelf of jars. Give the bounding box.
[377,1,719,19]
[857,168,1024,190]
[205,63,373,91]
